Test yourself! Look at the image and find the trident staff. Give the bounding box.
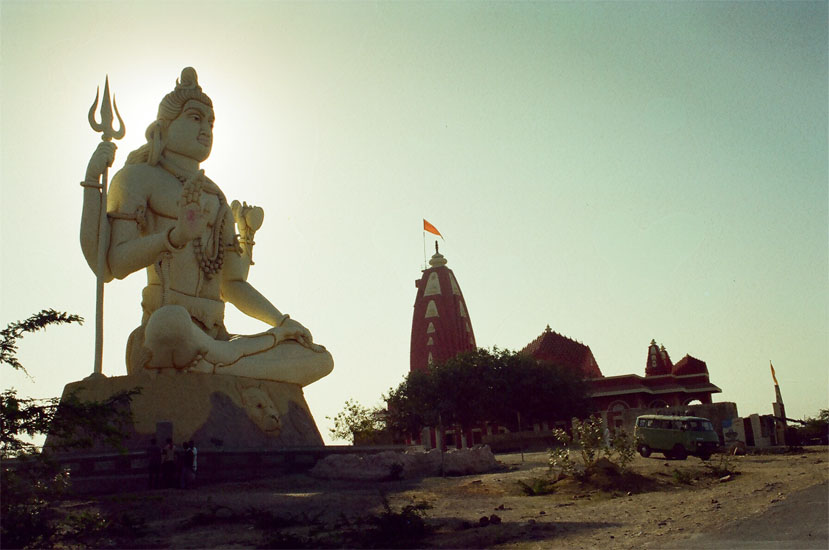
[85,77,125,377]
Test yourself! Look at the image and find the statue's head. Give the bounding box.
[126,67,215,166]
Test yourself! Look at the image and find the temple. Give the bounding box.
[406,246,723,449]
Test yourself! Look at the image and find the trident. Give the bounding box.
[87,76,125,377]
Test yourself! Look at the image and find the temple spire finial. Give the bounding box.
[428,241,447,268]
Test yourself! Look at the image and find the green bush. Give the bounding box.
[548,416,637,480]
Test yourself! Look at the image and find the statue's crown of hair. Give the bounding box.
[157,67,213,122]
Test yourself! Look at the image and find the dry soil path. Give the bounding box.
[665,481,828,550]
[83,447,828,549]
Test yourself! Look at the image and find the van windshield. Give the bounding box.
[637,418,715,432]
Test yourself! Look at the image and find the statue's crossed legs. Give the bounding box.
[142,305,333,387]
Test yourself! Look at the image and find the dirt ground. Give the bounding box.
[77,446,828,549]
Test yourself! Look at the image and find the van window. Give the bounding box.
[702,421,714,432]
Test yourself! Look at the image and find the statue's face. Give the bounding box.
[164,100,214,162]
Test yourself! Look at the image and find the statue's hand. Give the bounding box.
[269,318,325,352]
[84,141,117,182]
[170,170,209,246]
[231,200,264,236]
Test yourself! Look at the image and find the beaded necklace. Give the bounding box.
[160,160,228,280]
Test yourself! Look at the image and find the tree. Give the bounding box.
[384,348,591,441]
[0,309,138,458]
[484,349,591,431]
[1,309,82,377]
[794,409,829,445]
[327,399,386,444]
[385,368,439,435]
[1,310,139,548]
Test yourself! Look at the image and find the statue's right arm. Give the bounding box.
[106,167,171,279]
[79,142,117,279]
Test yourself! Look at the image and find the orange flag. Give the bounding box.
[770,361,779,386]
[423,219,443,239]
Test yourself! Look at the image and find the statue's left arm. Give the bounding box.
[219,210,317,348]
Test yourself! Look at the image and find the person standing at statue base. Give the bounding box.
[180,441,196,489]
[161,438,176,488]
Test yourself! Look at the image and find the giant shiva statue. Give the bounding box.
[79,67,332,388]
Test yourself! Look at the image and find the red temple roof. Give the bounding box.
[672,354,709,376]
[645,340,673,376]
[521,325,603,378]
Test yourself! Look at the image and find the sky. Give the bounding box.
[1,1,826,445]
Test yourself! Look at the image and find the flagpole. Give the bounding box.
[422,229,426,269]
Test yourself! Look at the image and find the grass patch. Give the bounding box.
[672,469,694,485]
[516,478,557,496]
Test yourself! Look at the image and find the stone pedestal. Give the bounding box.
[46,371,323,452]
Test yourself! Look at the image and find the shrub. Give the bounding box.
[703,453,740,478]
[361,494,433,548]
[548,416,637,479]
[610,429,636,472]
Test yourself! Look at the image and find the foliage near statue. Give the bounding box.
[1,311,139,549]
[1,310,82,377]
[0,311,138,458]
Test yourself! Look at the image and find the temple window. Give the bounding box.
[425,300,439,318]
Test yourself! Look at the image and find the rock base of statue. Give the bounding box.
[45,371,324,452]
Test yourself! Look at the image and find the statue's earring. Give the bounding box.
[148,121,165,166]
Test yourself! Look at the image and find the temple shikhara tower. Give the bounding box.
[410,243,476,372]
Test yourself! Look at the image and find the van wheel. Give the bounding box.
[638,444,651,458]
[698,451,711,461]
[671,445,687,460]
